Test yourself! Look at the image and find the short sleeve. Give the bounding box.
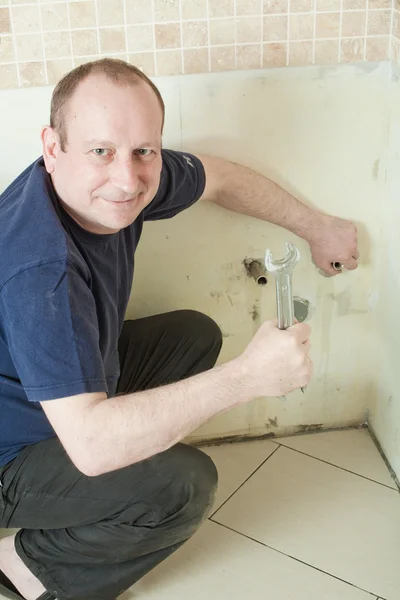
[143,149,206,221]
[0,260,108,401]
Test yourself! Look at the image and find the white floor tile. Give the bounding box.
[213,446,400,600]
[201,439,277,511]
[278,428,397,489]
[121,520,374,600]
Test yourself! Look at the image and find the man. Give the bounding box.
[0,59,358,600]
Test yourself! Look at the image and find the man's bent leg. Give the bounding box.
[0,310,222,599]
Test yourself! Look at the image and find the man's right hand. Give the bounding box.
[237,320,313,399]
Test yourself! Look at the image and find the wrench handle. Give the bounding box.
[274,272,295,330]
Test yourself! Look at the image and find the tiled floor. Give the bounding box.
[0,429,399,600]
[124,428,399,600]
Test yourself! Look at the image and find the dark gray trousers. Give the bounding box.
[0,310,222,600]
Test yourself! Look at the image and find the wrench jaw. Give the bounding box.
[265,242,300,274]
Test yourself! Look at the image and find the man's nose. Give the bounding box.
[110,159,141,195]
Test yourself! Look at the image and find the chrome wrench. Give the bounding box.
[265,242,305,400]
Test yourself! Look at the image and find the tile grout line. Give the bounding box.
[205,0,211,72]
[178,0,184,75]
[286,0,290,66]
[273,443,399,491]
[208,519,383,599]
[364,0,369,61]
[151,0,157,77]
[209,444,281,519]
[38,2,48,85]
[260,0,264,68]
[234,0,237,69]
[65,0,73,70]
[312,0,317,64]
[9,3,21,87]
[338,0,343,63]
[93,0,101,58]
[122,0,129,64]
[389,0,394,60]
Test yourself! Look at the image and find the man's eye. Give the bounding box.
[136,149,153,157]
[92,148,110,156]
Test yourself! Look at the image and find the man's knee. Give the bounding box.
[159,444,218,532]
[178,310,222,355]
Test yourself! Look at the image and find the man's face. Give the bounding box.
[42,75,163,234]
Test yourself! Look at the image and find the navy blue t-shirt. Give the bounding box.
[0,150,205,467]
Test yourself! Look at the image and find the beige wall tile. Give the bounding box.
[127,24,154,52]
[0,8,10,34]
[365,36,389,61]
[263,0,288,14]
[236,17,261,44]
[43,30,71,57]
[46,57,73,84]
[154,0,180,22]
[290,0,314,12]
[210,18,235,45]
[289,40,312,65]
[97,0,124,27]
[289,13,314,41]
[208,0,234,18]
[19,60,46,86]
[73,55,101,67]
[125,0,153,25]
[288,40,312,65]
[392,37,400,65]
[182,0,207,20]
[341,37,364,62]
[394,11,400,39]
[0,64,18,89]
[99,27,125,53]
[156,49,182,75]
[0,35,15,62]
[263,15,287,41]
[128,52,156,76]
[182,21,208,48]
[343,0,366,9]
[236,0,261,16]
[369,0,390,7]
[236,43,261,69]
[40,3,68,30]
[11,5,40,33]
[68,1,96,29]
[341,11,366,38]
[315,39,339,64]
[316,0,341,10]
[16,33,43,60]
[367,10,391,36]
[210,45,235,70]
[315,13,340,39]
[71,29,98,55]
[155,23,181,49]
[396,0,400,10]
[263,41,286,66]
[183,47,209,73]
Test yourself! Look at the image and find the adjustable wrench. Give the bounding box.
[265,242,305,400]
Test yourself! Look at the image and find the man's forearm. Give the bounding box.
[78,359,247,476]
[198,154,326,243]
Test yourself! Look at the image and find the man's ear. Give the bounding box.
[41,126,60,174]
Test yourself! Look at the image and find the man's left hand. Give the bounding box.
[308,215,359,277]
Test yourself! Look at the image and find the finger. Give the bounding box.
[344,257,358,270]
[287,322,311,343]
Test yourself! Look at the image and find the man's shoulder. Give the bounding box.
[0,158,69,290]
